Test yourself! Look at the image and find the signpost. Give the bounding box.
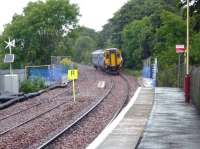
[176,45,185,88]
[4,38,15,74]
[67,69,78,102]
[176,45,185,53]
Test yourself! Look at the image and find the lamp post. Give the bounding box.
[184,0,191,103]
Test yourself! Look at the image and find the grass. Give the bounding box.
[122,68,141,78]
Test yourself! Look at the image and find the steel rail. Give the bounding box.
[106,73,130,125]
[37,80,114,149]
[0,100,69,136]
[0,85,70,122]
[0,103,41,121]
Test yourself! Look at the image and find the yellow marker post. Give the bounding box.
[72,78,75,102]
[68,69,78,102]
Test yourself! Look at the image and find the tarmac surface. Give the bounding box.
[87,87,154,149]
[138,87,200,149]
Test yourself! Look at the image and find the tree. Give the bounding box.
[191,33,200,65]
[100,0,179,49]
[70,27,99,64]
[153,11,186,68]
[0,0,79,68]
[122,17,154,69]
[74,36,97,64]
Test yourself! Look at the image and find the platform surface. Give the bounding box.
[138,87,200,149]
[96,87,154,149]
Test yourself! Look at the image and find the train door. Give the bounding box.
[110,51,117,67]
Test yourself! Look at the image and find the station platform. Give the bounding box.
[87,87,154,149]
[138,87,200,149]
[87,87,200,149]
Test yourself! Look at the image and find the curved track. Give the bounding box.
[0,67,136,149]
[37,73,130,149]
[108,73,130,123]
[37,79,114,149]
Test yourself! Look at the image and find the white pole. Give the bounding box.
[9,47,12,74]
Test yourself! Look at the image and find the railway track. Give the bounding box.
[0,87,70,122]
[108,73,130,123]
[37,79,114,149]
[37,73,130,149]
[0,100,69,136]
[0,67,136,149]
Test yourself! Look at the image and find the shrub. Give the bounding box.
[20,78,46,93]
[60,57,72,68]
[60,57,78,69]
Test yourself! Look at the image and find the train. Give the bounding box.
[91,48,123,72]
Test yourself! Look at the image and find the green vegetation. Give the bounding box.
[98,0,200,86]
[122,69,141,78]
[20,78,46,93]
[70,26,100,64]
[1,0,200,87]
[0,0,79,68]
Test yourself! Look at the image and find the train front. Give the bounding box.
[104,48,123,72]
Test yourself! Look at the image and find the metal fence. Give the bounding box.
[191,66,200,109]
[25,64,68,85]
[157,64,185,87]
[0,69,25,83]
[142,57,157,87]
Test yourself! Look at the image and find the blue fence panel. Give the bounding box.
[27,65,68,85]
[28,66,51,82]
[142,66,151,78]
[51,65,62,81]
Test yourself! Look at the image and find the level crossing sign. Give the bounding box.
[68,69,78,80]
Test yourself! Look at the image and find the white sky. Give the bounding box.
[0,0,128,33]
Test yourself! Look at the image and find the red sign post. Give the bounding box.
[176,45,185,53]
[176,45,185,88]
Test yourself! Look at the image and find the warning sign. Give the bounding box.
[68,69,78,80]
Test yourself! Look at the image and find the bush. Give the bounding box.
[60,57,78,69]
[20,78,46,93]
[122,68,141,78]
[60,58,72,68]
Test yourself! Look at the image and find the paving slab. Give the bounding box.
[138,87,200,149]
[96,87,154,149]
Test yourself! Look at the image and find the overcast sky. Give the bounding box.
[0,0,128,33]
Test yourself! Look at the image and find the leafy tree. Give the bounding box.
[78,27,99,42]
[191,33,200,65]
[180,0,200,31]
[100,0,179,49]
[74,36,97,64]
[70,27,100,64]
[122,17,154,69]
[0,0,79,68]
[153,11,186,68]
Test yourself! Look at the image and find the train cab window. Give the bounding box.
[117,53,120,58]
[105,53,109,59]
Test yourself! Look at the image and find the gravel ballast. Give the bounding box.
[0,66,138,149]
